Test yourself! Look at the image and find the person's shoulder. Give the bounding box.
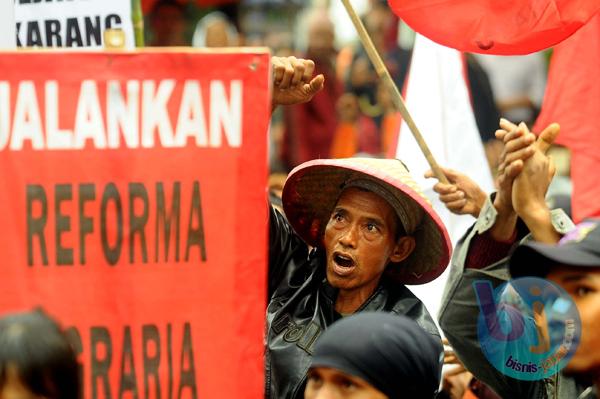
[385,282,441,338]
[382,279,421,302]
[270,205,299,244]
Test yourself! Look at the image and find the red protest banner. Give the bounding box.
[0,49,270,399]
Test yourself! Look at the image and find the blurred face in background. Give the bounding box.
[205,20,231,47]
[364,7,390,53]
[307,13,335,62]
[150,5,186,46]
[350,57,376,89]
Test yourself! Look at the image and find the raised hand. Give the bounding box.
[510,123,558,213]
[442,338,472,399]
[496,119,561,243]
[487,118,537,241]
[271,56,325,108]
[425,167,487,218]
[493,119,536,216]
[512,122,560,243]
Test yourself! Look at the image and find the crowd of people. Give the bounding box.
[1,1,592,399]
[145,0,562,181]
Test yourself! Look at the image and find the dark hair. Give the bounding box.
[0,310,80,399]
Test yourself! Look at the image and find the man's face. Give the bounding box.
[323,188,412,298]
[151,6,186,46]
[205,21,233,47]
[546,267,600,374]
[305,367,388,399]
[307,22,335,61]
[364,7,391,51]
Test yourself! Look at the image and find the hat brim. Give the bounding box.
[282,158,452,285]
[510,241,600,279]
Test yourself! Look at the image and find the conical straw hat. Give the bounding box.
[282,158,452,285]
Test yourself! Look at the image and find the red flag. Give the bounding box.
[388,0,600,55]
[534,14,600,222]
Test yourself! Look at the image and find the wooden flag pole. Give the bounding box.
[131,0,145,47]
[340,0,449,184]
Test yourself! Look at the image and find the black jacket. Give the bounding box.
[265,207,441,399]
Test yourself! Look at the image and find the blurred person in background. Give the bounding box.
[546,144,573,218]
[347,1,411,130]
[0,310,80,399]
[475,53,547,126]
[465,54,503,177]
[192,11,239,48]
[330,92,380,158]
[147,0,188,47]
[282,8,344,169]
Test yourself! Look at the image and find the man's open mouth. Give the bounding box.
[334,253,355,268]
[332,252,356,277]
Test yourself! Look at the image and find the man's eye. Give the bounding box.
[340,378,357,390]
[366,223,379,233]
[307,373,323,387]
[333,213,345,223]
[575,286,594,297]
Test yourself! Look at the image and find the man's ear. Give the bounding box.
[389,236,416,263]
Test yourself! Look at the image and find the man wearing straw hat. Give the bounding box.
[267,56,451,399]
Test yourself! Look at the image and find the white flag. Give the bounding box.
[396,35,495,322]
[0,1,16,49]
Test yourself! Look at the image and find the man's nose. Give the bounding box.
[339,223,358,248]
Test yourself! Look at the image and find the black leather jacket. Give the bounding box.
[266,207,441,399]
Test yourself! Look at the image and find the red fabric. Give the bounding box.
[534,15,600,222]
[329,116,381,159]
[381,112,401,155]
[330,122,358,159]
[466,231,517,269]
[388,0,600,55]
[282,58,343,168]
[357,115,381,155]
[0,50,270,398]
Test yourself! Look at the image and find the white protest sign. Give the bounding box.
[0,0,16,49]
[14,0,135,49]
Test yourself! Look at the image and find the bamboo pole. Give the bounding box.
[131,0,145,47]
[340,0,449,184]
